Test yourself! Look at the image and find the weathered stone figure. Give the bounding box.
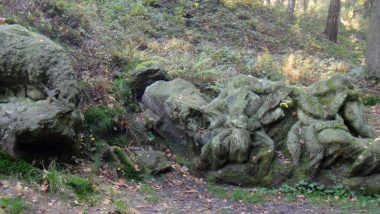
[142,73,380,193]
[0,25,81,160]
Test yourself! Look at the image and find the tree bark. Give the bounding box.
[366,0,380,79]
[303,0,309,12]
[288,0,296,23]
[323,0,341,43]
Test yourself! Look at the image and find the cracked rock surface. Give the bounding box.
[142,73,380,194]
[0,25,81,161]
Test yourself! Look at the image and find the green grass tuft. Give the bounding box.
[0,153,40,181]
[84,106,125,136]
[0,197,27,214]
[44,166,96,200]
[209,184,228,198]
[361,95,380,106]
[113,200,130,214]
[231,188,267,204]
[66,176,96,199]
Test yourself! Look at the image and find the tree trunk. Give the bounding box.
[288,0,296,23]
[303,0,309,12]
[323,0,341,43]
[266,0,271,5]
[366,0,380,79]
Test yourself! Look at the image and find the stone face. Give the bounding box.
[0,25,81,160]
[142,73,380,193]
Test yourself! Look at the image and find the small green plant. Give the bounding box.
[0,153,40,181]
[280,181,351,197]
[44,166,95,200]
[113,200,130,214]
[279,180,380,211]
[139,184,156,194]
[44,168,66,192]
[361,95,380,106]
[0,197,27,214]
[139,184,160,203]
[84,106,125,135]
[144,194,160,203]
[231,188,267,204]
[209,184,227,198]
[66,176,96,199]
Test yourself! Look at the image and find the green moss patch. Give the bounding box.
[84,106,125,136]
[0,197,27,214]
[66,176,96,199]
[0,153,40,181]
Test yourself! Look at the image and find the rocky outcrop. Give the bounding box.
[0,25,81,161]
[142,73,380,193]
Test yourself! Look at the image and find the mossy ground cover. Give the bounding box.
[0,197,28,214]
[208,180,380,212]
[0,153,41,181]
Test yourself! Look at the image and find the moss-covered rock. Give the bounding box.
[134,150,172,175]
[0,25,81,161]
[142,73,380,193]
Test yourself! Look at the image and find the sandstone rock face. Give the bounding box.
[0,25,81,161]
[142,73,380,193]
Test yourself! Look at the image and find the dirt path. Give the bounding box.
[0,163,342,214]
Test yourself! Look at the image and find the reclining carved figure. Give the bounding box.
[142,73,380,194]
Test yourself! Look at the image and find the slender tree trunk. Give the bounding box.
[266,0,271,5]
[303,0,309,12]
[366,0,380,79]
[288,0,296,23]
[323,0,341,43]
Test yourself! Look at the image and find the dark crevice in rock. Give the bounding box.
[14,131,75,164]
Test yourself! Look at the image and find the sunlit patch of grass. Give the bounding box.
[281,51,349,85]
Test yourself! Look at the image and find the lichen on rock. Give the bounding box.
[142,73,380,193]
[0,25,81,161]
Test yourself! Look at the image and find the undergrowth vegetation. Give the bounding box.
[0,0,371,102]
[0,197,28,214]
[0,0,378,212]
[0,153,40,181]
[209,180,380,212]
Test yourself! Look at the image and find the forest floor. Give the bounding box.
[1,105,379,214]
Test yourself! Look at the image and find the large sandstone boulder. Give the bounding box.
[142,73,380,193]
[0,25,81,161]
